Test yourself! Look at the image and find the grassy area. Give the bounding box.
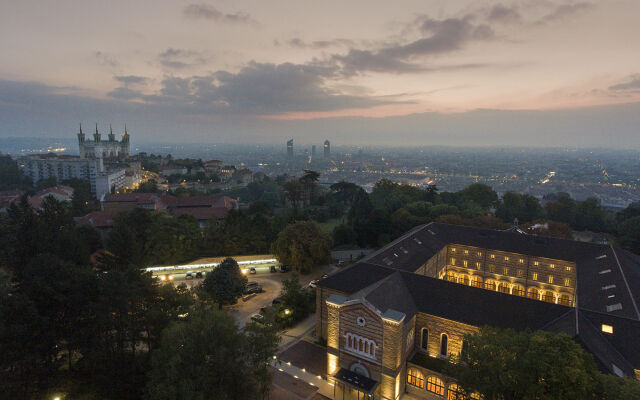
[317,218,342,233]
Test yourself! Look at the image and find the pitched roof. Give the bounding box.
[76,210,121,228]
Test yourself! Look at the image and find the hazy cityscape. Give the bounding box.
[2,1,640,400]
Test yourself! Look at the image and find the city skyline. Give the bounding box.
[1,0,640,147]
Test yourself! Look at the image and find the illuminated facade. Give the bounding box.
[78,123,130,159]
[317,222,640,399]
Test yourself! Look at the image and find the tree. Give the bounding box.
[333,224,357,247]
[546,195,577,226]
[458,183,498,210]
[201,257,247,307]
[278,272,315,324]
[447,327,602,400]
[617,216,640,255]
[283,179,304,214]
[271,221,332,273]
[496,192,544,224]
[145,307,279,400]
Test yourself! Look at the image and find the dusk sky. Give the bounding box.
[1,0,639,147]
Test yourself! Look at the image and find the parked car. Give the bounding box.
[272,298,282,305]
[195,271,204,279]
[337,260,345,265]
[244,282,263,294]
[250,313,267,325]
[249,267,256,274]
[185,271,194,280]
[159,274,174,281]
[270,265,277,273]
[279,265,289,273]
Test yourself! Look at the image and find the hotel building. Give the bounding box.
[316,223,640,399]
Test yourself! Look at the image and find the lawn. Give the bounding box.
[317,218,342,233]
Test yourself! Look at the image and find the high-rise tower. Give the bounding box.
[324,140,330,158]
[287,139,294,159]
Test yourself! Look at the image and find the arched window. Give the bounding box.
[512,285,525,297]
[348,336,352,347]
[471,276,483,288]
[470,393,482,400]
[427,376,445,395]
[448,383,464,400]
[407,368,425,389]
[542,291,555,303]
[558,294,573,306]
[527,287,539,300]
[440,334,448,357]
[446,272,457,283]
[498,282,510,293]
[484,280,496,291]
[459,275,469,286]
[421,328,429,350]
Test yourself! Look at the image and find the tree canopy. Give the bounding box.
[271,221,332,273]
[201,257,247,307]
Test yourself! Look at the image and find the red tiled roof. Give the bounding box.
[0,189,26,198]
[76,210,121,228]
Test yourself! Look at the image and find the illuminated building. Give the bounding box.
[317,222,640,399]
[324,139,330,158]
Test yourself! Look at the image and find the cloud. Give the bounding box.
[95,51,118,68]
[114,75,148,85]
[608,74,640,92]
[158,48,207,69]
[487,4,521,23]
[536,2,594,25]
[107,86,144,100]
[286,38,355,49]
[332,16,494,75]
[183,3,254,24]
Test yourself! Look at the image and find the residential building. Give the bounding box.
[159,165,188,177]
[316,222,640,399]
[204,160,223,174]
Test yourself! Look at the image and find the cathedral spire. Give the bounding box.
[79,123,83,134]
[95,123,98,134]
[110,124,113,134]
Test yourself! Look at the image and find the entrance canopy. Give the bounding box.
[334,368,379,395]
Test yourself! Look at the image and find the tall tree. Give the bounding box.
[201,257,247,307]
[271,221,332,273]
[447,327,602,400]
[145,307,279,400]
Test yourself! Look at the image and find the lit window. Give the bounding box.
[490,254,495,259]
[532,272,538,281]
[484,280,496,290]
[550,263,555,269]
[448,384,464,400]
[489,265,495,273]
[534,261,539,266]
[527,287,539,300]
[498,283,509,293]
[512,286,525,297]
[427,376,445,395]
[601,324,613,334]
[548,275,554,284]
[566,266,572,272]
[446,272,457,283]
[477,252,482,257]
[542,291,555,303]
[451,258,456,265]
[471,276,483,288]
[463,260,468,267]
[517,269,523,278]
[407,368,425,388]
[558,294,572,306]
[464,250,469,255]
[476,262,481,270]
[519,259,524,264]
[460,275,469,285]
[564,278,570,287]
[505,256,509,262]
[504,268,509,275]
[452,248,456,252]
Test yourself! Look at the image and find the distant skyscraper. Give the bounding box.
[287,139,293,158]
[312,145,316,156]
[324,140,330,158]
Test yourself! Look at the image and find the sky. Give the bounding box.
[1,0,639,148]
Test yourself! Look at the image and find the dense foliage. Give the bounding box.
[200,257,247,307]
[446,327,640,400]
[271,221,333,273]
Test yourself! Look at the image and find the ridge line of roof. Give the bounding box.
[609,244,640,320]
[538,308,576,332]
[360,222,434,266]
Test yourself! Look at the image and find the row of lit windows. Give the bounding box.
[407,369,481,399]
[450,260,571,287]
[445,273,573,306]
